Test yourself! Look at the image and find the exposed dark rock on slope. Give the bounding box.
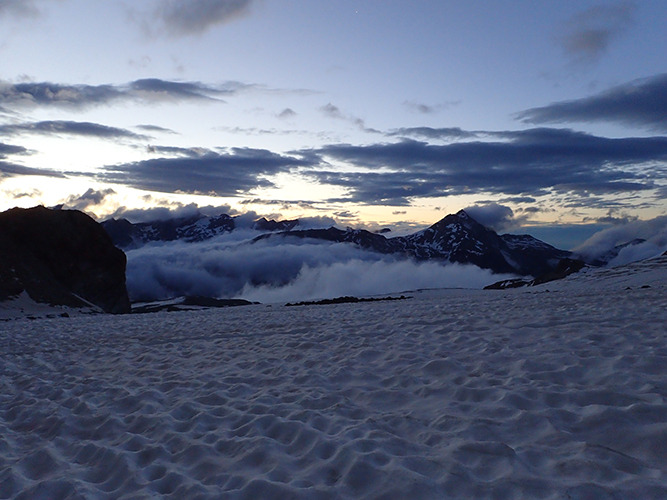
[484,258,587,289]
[255,210,571,277]
[101,213,236,249]
[0,206,131,313]
[101,214,299,249]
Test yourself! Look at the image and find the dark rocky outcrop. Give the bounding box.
[131,295,254,314]
[484,258,587,289]
[0,206,131,313]
[285,295,410,307]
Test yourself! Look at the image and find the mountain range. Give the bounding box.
[102,210,571,278]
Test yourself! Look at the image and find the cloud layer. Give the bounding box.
[557,2,636,65]
[517,73,667,131]
[0,78,243,111]
[0,120,148,140]
[125,232,515,303]
[101,148,312,197]
[152,0,253,36]
[574,215,667,265]
[309,128,666,205]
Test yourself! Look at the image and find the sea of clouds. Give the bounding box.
[125,232,512,303]
[123,214,667,304]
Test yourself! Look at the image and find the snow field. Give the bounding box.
[0,257,666,498]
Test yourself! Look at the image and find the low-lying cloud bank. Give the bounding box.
[239,259,507,304]
[574,215,667,265]
[123,214,667,304]
[126,233,513,303]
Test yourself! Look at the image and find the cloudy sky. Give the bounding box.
[1,0,666,248]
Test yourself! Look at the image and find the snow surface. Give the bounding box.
[1,256,666,498]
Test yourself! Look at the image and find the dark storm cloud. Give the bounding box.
[151,0,253,36]
[308,128,667,205]
[557,1,636,64]
[388,127,477,141]
[0,78,241,111]
[516,73,667,132]
[99,148,314,197]
[0,120,149,140]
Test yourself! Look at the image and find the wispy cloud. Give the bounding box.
[402,100,459,114]
[387,127,477,141]
[278,108,297,119]
[136,124,178,135]
[0,0,47,19]
[556,1,636,65]
[0,78,243,112]
[144,0,254,37]
[516,73,667,132]
[0,120,149,140]
[320,102,379,133]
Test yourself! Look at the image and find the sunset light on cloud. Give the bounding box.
[1,0,666,248]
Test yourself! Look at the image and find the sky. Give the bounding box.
[1,0,666,249]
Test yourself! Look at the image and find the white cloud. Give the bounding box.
[574,215,667,265]
[125,233,513,303]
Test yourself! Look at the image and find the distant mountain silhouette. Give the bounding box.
[103,209,571,278]
[0,206,131,313]
[254,210,571,277]
[101,214,299,249]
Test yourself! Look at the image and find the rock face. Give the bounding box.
[101,213,236,249]
[0,206,131,313]
[484,258,587,289]
[255,210,571,277]
[101,213,300,250]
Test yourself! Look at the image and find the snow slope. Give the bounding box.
[1,256,665,498]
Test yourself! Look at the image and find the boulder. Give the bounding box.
[0,206,131,313]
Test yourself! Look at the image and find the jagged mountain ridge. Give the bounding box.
[102,209,570,278]
[101,214,298,249]
[254,210,570,277]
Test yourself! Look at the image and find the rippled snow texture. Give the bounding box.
[1,258,666,499]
